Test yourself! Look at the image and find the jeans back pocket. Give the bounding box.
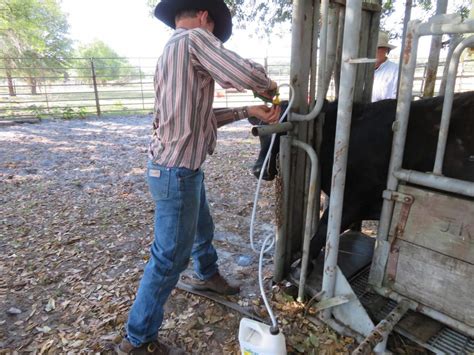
[147,166,170,200]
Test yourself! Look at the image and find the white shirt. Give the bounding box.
[372,59,399,102]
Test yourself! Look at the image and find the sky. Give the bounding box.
[60,0,292,60]
[60,0,455,65]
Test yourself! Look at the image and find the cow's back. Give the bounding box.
[318,92,474,224]
[404,91,474,182]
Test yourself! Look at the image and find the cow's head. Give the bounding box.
[250,100,333,181]
[249,102,289,181]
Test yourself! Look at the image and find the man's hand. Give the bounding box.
[248,104,281,124]
[254,80,278,101]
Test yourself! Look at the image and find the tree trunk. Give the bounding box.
[30,77,38,95]
[6,70,16,96]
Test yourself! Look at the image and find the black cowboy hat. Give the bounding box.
[154,0,233,43]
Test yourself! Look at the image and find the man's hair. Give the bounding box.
[175,9,214,23]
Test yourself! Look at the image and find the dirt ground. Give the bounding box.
[0,117,356,354]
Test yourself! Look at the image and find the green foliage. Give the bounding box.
[380,0,472,39]
[145,0,292,37]
[224,0,292,35]
[28,104,46,119]
[381,0,396,20]
[26,104,88,120]
[75,40,141,83]
[51,106,88,120]
[146,0,472,40]
[0,0,73,94]
[61,106,75,119]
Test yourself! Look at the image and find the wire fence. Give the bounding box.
[0,57,291,120]
[0,56,473,120]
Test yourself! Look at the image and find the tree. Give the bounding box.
[0,0,73,95]
[145,0,471,40]
[380,0,471,40]
[145,0,291,37]
[75,40,140,84]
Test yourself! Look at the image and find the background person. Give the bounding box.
[372,31,399,102]
[117,0,281,354]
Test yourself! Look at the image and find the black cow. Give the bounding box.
[252,92,474,259]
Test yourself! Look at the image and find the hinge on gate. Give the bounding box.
[382,190,414,205]
[384,189,414,283]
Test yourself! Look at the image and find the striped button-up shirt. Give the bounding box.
[149,27,273,170]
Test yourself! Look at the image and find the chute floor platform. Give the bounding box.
[288,231,474,354]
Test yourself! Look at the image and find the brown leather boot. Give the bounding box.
[185,271,240,295]
[116,338,186,355]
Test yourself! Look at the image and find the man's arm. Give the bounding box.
[214,105,280,128]
[188,29,277,95]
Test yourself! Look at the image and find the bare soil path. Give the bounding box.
[0,117,354,354]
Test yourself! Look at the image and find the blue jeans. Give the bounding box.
[126,161,218,346]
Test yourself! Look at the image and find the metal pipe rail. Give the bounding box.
[353,300,411,355]
[375,286,474,338]
[291,0,330,122]
[375,15,474,249]
[417,16,474,35]
[321,0,363,320]
[369,16,474,329]
[291,139,319,302]
[251,122,294,137]
[433,35,474,174]
[394,169,474,197]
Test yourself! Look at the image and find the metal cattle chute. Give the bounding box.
[367,15,474,350]
[257,0,474,353]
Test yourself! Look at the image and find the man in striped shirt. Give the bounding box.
[117,0,280,353]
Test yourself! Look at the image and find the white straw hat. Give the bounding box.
[377,31,396,49]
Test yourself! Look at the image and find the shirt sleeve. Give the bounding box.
[214,107,249,128]
[188,28,272,92]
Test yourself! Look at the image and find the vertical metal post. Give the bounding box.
[291,0,332,121]
[439,34,462,96]
[370,21,421,287]
[90,58,101,117]
[433,36,474,174]
[292,140,319,302]
[321,0,363,320]
[334,6,345,98]
[422,0,448,97]
[398,0,413,91]
[309,0,321,106]
[307,0,321,238]
[378,21,420,241]
[326,3,340,91]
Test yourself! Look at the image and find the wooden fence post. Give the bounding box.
[90,58,101,117]
[139,58,145,110]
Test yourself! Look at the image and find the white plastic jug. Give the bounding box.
[239,318,287,355]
